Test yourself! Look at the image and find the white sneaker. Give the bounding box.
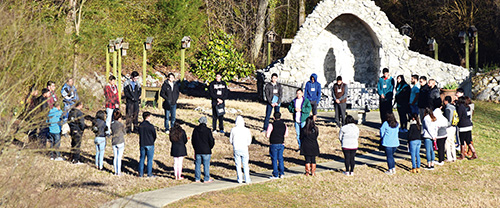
[436,162,444,166]
[166,130,170,134]
[54,157,64,161]
[269,176,279,179]
[212,130,218,134]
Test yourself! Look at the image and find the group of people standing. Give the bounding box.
[378,68,477,174]
[27,67,478,184]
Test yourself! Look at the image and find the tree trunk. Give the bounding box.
[298,0,306,27]
[250,0,269,62]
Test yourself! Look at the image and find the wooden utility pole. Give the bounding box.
[298,0,306,27]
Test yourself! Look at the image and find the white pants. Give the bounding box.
[445,127,457,161]
[173,157,184,178]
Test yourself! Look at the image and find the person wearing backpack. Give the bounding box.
[443,96,457,162]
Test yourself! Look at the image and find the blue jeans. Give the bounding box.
[263,104,280,131]
[139,145,155,177]
[295,122,305,147]
[385,146,397,170]
[269,144,285,177]
[409,140,422,169]
[94,137,106,169]
[234,150,251,183]
[105,108,114,135]
[195,154,211,181]
[424,138,435,164]
[48,132,61,158]
[113,143,125,175]
[164,104,177,131]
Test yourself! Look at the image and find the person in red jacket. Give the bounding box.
[104,75,120,135]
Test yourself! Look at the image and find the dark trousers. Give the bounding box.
[263,104,280,131]
[334,102,346,126]
[70,131,83,162]
[342,149,357,172]
[397,105,410,129]
[38,127,49,148]
[126,102,139,132]
[436,138,446,162]
[379,98,393,123]
[212,105,224,131]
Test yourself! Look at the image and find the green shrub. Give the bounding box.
[192,30,255,83]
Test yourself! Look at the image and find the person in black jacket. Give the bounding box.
[191,116,215,183]
[407,114,422,173]
[428,79,441,110]
[456,97,477,160]
[93,110,107,170]
[138,112,157,177]
[395,75,411,132]
[160,73,180,134]
[68,102,85,164]
[300,116,320,176]
[36,88,51,148]
[208,72,229,133]
[417,76,430,122]
[263,73,282,132]
[124,71,142,133]
[170,122,188,180]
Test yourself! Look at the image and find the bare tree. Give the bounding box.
[298,0,305,27]
[65,0,86,78]
[250,0,270,62]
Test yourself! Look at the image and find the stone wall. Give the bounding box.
[472,70,500,102]
[258,0,470,107]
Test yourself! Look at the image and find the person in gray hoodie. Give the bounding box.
[111,110,126,176]
[339,115,359,176]
[230,116,252,183]
[443,96,457,162]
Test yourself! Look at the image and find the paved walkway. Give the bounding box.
[104,111,411,208]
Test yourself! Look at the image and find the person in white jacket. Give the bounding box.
[422,108,438,170]
[339,115,359,176]
[433,106,449,165]
[230,116,252,183]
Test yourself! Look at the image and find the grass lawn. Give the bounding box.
[0,96,380,207]
[166,101,500,207]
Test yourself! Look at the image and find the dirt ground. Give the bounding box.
[0,92,381,207]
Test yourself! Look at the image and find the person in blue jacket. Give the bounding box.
[377,68,395,123]
[304,74,321,121]
[380,112,400,175]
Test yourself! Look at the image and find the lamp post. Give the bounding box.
[266,31,277,66]
[400,24,412,48]
[143,37,153,106]
[106,40,114,83]
[458,31,469,69]
[427,38,438,60]
[180,36,191,81]
[469,25,478,71]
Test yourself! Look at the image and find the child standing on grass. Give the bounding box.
[380,112,400,175]
[407,114,422,173]
[93,110,107,170]
[170,122,188,180]
[111,110,126,176]
[339,115,359,176]
[47,102,63,161]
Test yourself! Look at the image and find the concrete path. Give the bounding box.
[104,111,412,208]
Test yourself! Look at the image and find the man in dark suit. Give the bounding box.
[124,71,142,133]
[160,73,180,134]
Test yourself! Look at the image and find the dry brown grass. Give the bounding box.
[166,157,500,208]
[0,96,380,207]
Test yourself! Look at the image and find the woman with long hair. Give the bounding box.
[422,108,437,170]
[170,122,188,180]
[407,114,422,173]
[395,75,411,132]
[300,116,320,176]
[93,110,107,170]
[111,110,126,176]
[380,112,400,175]
[433,104,449,165]
[339,115,359,176]
[456,97,477,160]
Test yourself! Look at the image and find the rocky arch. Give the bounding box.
[260,0,470,103]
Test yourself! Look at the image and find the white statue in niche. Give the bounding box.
[336,40,355,83]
